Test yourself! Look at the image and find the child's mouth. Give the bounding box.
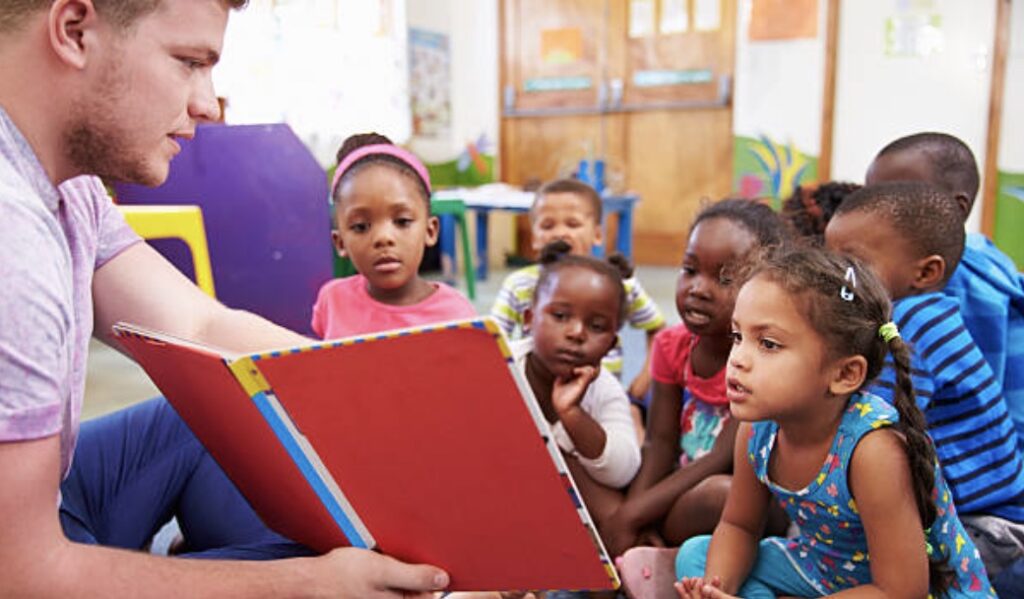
[373,257,402,273]
[684,308,712,327]
[726,377,750,401]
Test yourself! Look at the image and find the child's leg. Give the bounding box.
[676,536,822,598]
[564,455,624,527]
[660,475,731,545]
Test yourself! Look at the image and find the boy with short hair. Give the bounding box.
[866,132,1024,449]
[825,181,1024,583]
[490,179,665,415]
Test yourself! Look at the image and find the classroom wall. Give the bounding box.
[831,0,997,233]
[732,0,828,204]
[996,0,1024,268]
[406,0,512,273]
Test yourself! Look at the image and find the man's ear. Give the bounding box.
[331,230,347,258]
[828,354,867,397]
[912,254,946,291]
[49,0,98,70]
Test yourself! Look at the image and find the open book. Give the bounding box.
[113,318,618,592]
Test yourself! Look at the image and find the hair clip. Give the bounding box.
[840,266,857,302]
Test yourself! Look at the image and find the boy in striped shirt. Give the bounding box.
[826,181,1024,584]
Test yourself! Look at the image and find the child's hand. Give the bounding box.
[675,576,736,599]
[552,365,599,416]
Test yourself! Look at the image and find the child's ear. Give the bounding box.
[522,306,533,334]
[424,215,440,247]
[591,220,604,250]
[912,254,946,291]
[952,193,973,221]
[828,355,867,397]
[331,230,347,258]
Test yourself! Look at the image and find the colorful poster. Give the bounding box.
[540,28,583,65]
[409,28,451,138]
[660,0,690,34]
[749,0,818,41]
[629,0,656,38]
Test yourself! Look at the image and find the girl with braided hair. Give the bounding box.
[676,246,992,598]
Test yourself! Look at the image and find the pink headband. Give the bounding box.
[331,144,432,197]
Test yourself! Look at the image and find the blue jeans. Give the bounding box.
[676,535,822,598]
[59,397,313,560]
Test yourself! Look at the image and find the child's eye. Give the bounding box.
[760,338,781,351]
[349,222,369,233]
[552,311,568,321]
[729,331,742,344]
[588,321,608,333]
[395,217,414,227]
[681,265,697,276]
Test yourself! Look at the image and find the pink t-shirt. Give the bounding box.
[311,274,477,338]
[0,105,140,479]
[650,324,729,465]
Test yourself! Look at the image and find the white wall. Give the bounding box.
[732,0,828,157]
[215,0,411,166]
[831,0,996,231]
[998,0,1024,173]
[406,0,500,164]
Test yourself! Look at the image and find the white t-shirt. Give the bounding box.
[511,338,640,488]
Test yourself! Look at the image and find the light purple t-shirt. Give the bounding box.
[0,108,140,477]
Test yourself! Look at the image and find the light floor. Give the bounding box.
[83,265,682,420]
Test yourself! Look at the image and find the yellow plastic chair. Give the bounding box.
[118,205,217,297]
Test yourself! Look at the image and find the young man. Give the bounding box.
[0,1,448,596]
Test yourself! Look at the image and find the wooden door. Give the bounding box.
[501,0,736,265]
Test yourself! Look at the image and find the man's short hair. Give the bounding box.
[532,178,603,222]
[1,0,247,33]
[835,181,965,284]
[876,132,980,204]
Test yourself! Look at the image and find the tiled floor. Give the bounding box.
[83,265,682,420]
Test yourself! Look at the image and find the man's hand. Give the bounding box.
[314,548,449,598]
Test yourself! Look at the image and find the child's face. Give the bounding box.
[333,165,439,296]
[824,210,922,300]
[526,267,620,379]
[530,192,602,256]
[726,276,836,422]
[676,218,756,338]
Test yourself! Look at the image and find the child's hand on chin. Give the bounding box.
[552,365,599,415]
[675,576,737,599]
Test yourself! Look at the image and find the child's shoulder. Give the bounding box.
[892,291,964,332]
[499,264,541,289]
[948,233,1024,301]
[315,274,364,301]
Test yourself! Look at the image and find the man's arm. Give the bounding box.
[0,435,448,598]
[92,241,309,352]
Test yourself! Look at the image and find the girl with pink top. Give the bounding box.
[311,133,476,338]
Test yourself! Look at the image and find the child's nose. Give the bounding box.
[372,223,397,246]
[565,319,585,340]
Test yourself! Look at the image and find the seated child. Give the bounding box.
[781,181,861,243]
[676,246,993,598]
[866,132,1024,448]
[311,133,476,338]
[491,179,665,403]
[604,199,789,564]
[826,181,1024,580]
[512,240,641,533]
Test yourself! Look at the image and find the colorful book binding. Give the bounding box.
[113,317,619,592]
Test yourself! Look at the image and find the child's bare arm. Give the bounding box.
[701,422,769,594]
[831,429,929,599]
[627,380,684,496]
[626,329,660,399]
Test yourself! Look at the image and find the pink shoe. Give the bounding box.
[616,547,679,599]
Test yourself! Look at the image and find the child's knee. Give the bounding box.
[675,535,712,579]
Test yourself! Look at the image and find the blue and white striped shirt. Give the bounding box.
[869,292,1024,523]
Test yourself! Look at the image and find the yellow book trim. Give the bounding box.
[228,357,272,396]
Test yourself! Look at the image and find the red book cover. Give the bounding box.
[114,318,618,593]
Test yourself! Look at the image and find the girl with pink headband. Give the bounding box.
[311,133,476,339]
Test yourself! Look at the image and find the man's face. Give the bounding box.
[65,0,228,186]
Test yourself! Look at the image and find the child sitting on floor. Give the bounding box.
[512,240,641,543]
[311,133,476,338]
[490,179,665,410]
[605,199,789,562]
[825,181,1024,587]
[676,246,993,598]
